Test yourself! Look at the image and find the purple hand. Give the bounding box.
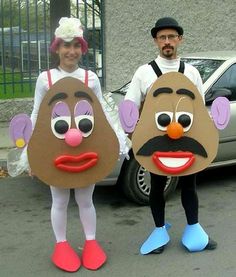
[118,100,139,133]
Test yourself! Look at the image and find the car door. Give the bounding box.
[205,63,236,164]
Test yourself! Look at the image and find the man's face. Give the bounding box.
[154,28,183,59]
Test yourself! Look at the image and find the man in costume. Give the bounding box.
[119,17,221,254]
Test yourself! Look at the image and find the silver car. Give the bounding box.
[100,51,236,205]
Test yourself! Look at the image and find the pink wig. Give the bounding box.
[50,37,88,54]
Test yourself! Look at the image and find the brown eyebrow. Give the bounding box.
[48,92,68,105]
[74,91,93,102]
[153,87,173,97]
[176,89,195,99]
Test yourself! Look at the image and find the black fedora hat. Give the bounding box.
[151,17,184,38]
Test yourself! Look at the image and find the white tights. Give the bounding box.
[50,184,96,243]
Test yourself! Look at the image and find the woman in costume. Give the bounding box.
[28,17,128,272]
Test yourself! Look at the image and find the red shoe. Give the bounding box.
[51,241,81,272]
[82,240,107,270]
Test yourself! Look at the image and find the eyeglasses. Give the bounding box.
[156,34,179,42]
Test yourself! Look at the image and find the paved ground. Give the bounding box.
[0,168,236,277]
[1,121,236,276]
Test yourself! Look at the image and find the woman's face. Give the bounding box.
[57,38,82,72]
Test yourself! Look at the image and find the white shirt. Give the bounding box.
[31,67,102,127]
[125,55,204,108]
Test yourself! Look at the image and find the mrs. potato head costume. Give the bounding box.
[27,77,119,188]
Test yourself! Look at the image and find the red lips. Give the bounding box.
[152,151,195,174]
[54,152,98,173]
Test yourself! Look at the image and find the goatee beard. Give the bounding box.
[163,51,174,58]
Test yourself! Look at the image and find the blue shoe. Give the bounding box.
[140,224,170,255]
[182,223,209,252]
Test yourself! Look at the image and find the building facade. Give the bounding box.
[104,0,236,92]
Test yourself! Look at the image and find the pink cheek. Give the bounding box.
[65,128,83,147]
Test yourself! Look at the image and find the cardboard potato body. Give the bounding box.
[132,72,219,176]
[28,77,119,188]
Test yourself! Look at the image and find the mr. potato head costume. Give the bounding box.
[132,72,219,176]
[119,72,230,254]
[9,77,121,272]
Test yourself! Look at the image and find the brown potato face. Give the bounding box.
[28,77,119,188]
[132,72,219,176]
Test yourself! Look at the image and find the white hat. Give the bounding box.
[54,17,84,42]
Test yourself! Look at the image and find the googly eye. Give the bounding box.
[74,100,94,137]
[51,101,71,139]
[51,116,71,139]
[175,112,193,132]
[75,115,94,137]
[155,111,173,131]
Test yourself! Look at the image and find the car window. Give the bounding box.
[181,58,224,83]
[210,64,236,101]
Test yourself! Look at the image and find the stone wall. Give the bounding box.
[0,98,33,122]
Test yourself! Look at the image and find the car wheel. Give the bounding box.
[120,155,179,205]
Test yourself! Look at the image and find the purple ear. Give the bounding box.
[9,114,32,148]
[118,100,139,133]
[211,97,230,130]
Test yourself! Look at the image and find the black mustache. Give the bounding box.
[163,46,174,50]
[137,135,208,158]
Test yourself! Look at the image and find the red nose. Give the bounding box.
[166,122,183,139]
